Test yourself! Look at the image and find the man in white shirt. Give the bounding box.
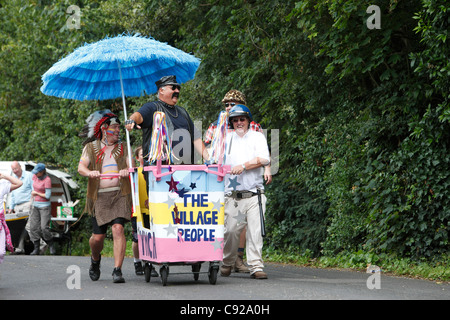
[8,161,33,216]
[8,161,33,254]
[222,105,270,279]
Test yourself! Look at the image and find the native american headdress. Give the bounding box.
[79,109,120,145]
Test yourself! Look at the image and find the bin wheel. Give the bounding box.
[144,263,151,283]
[160,266,169,286]
[208,265,218,285]
[192,263,201,281]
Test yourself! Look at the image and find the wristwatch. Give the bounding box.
[241,163,246,171]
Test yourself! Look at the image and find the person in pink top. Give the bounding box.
[0,173,22,264]
[29,163,55,255]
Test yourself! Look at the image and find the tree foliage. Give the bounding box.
[0,0,448,260]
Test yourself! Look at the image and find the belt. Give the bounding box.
[229,189,264,200]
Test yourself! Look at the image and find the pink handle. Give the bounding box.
[99,173,120,177]
[144,164,231,182]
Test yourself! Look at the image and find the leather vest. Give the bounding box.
[83,140,131,215]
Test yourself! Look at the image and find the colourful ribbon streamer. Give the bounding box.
[146,111,173,164]
[209,111,228,164]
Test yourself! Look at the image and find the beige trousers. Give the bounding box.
[223,194,266,274]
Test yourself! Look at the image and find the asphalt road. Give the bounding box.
[0,255,448,302]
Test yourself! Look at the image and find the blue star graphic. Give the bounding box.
[228,176,241,190]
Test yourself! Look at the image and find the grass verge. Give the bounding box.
[264,247,450,283]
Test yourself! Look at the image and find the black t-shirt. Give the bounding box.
[137,101,200,164]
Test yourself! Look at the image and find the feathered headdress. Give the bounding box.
[79,109,120,145]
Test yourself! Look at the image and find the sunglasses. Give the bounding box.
[231,117,248,123]
[171,85,181,91]
[225,102,236,107]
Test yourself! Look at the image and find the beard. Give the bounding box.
[234,125,248,136]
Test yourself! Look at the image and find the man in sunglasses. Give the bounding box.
[205,89,272,183]
[125,75,209,165]
[205,90,272,274]
[221,105,271,280]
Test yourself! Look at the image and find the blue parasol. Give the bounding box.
[40,33,200,211]
[40,33,200,100]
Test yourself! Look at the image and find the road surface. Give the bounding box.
[1,255,448,303]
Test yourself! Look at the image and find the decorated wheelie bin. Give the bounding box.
[134,111,229,286]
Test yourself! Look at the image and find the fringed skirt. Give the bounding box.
[93,189,131,226]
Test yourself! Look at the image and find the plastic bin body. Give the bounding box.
[137,164,226,264]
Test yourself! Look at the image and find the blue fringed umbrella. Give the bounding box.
[40,34,200,211]
[41,34,200,100]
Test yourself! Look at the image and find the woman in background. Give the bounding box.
[29,163,54,255]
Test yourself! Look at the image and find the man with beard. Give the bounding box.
[221,105,270,280]
[78,110,132,283]
[125,75,209,165]
[205,90,272,274]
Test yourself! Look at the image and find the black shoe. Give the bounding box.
[134,262,144,276]
[89,256,101,281]
[151,266,159,277]
[112,267,125,283]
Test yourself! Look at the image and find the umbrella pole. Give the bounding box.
[117,60,137,212]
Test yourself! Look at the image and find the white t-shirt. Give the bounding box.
[224,130,270,194]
